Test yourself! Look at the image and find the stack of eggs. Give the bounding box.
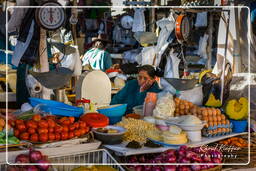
[174,98,232,136]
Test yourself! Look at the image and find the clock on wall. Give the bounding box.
[35,1,65,30]
[120,15,134,30]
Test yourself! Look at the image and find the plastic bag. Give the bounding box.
[153,92,175,119]
[141,46,156,65]
[112,25,122,43]
[197,34,209,59]
[179,85,203,106]
[195,12,208,27]
[132,8,146,32]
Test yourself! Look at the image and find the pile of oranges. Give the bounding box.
[11,114,90,143]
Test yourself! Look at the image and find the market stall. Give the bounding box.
[0,0,254,171]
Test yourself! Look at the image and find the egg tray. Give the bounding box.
[202,123,233,137]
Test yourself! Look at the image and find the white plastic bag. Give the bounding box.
[179,85,203,106]
[141,46,156,65]
[153,92,175,119]
[197,34,209,59]
[132,8,146,32]
[195,12,208,27]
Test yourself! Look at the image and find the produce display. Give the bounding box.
[174,98,232,136]
[71,166,117,171]
[225,97,248,120]
[0,131,20,145]
[116,118,159,143]
[218,137,248,147]
[80,113,109,128]
[0,117,5,132]
[126,145,223,171]
[8,149,50,171]
[12,114,90,143]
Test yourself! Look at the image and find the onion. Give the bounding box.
[29,149,43,163]
[178,166,191,171]
[212,158,221,163]
[164,165,176,171]
[7,166,19,171]
[180,145,188,151]
[144,165,152,171]
[200,165,208,170]
[15,154,30,163]
[185,151,197,159]
[177,149,186,157]
[37,160,50,171]
[152,166,162,171]
[179,157,190,163]
[129,156,138,163]
[202,154,211,162]
[26,165,39,171]
[190,164,201,171]
[192,147,201,153]
[191,154,202,162]
[165,149,176,156]
[139,156,146,163]
[154,156,163,163]
[134,165,143,171]
[165,155,176,163]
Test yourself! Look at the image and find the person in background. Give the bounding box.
[81,34,112,71]
[110,65,162,114]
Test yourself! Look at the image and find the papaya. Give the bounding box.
[225,97,248,120]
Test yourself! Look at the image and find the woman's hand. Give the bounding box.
[140,80,154,92]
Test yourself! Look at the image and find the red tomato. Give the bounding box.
[20,132,29,140]
[17,124,26,132]
[62,126,69,132]
[58,117,68,124]
[74,130,81,137]
[48,127,54,133]
[80,128,86,136]
[39,133,48,143]
[73,122,79,129]
[44,115,56,121]
[48,133,56,141]
[30,133,39,142]
[38,120,48,128]
[15,119,24,125]
[79,121,87,128]
[69,124,76,131]
[38,128,48,134]
[61,119,70,126]
[47,119,56,128]
[8,120,15,127]
[14,129,20,138]
[27,128,36,134]
[55,133,61,141]
[32,114,42,122]
[55,125,63,133]
[69,117,75,124]
[26,120,37,129]
[68,132,75,139]
[61,132,68,140]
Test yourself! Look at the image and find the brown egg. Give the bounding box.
[221,120,226,125]
[213,117,217,122]
[180,104,185,110]
[217,116,222,122]
[209,121,214,127]
[202,110,208,117]
[205,123,209,128]
[217,128,222,133]
[221,114,226,120]
[208,109,213,116]
[180,110,185,115]
[213,129,218,134]
[217,121,222,125]
[203,116,209,121]
[216,109,221,115]
[190,107,197,114]
[226,120,230,124]
[188,102,193,107]
[213,121,218,126]
[212,109,217,116]
[208,116,213,122]
[221,128,226,132]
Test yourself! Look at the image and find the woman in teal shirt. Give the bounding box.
[82,34,112,71]
[111,65,162,114]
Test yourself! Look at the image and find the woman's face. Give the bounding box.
[137,70,154,87]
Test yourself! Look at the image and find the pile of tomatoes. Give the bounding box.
[11,114,90,143]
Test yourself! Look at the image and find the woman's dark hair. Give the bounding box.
[138,65,163,78]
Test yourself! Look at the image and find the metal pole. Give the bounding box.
[207,13,213,69]
[220,10,230,105]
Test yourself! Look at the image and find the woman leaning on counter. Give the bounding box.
[110,65,162,114]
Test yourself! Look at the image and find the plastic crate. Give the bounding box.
[1,149,125,171]
[49,149,125,171]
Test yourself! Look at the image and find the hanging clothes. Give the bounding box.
[154,15,176,67]
[112,25,122,43]
[132,8,146,32]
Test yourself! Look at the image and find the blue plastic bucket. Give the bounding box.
[229,119,248,133]
[97,104,127,124]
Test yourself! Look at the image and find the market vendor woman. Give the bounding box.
[111,65,162,114]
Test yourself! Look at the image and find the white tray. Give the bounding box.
[104,132,248,156]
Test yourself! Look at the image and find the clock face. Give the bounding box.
[36,1,65,30]
[120,15,134,30]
